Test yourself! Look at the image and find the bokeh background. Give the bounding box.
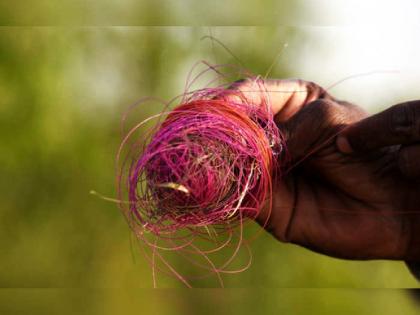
[1,0,420,314]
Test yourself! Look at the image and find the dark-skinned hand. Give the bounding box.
[221,78,420,279]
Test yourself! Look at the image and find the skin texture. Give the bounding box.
[223,78,420,266]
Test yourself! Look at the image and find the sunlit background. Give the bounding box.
[1,0,420,314]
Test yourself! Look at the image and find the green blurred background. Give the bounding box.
[1,1,420,314]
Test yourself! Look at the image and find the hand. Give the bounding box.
[336,101,420,277]
[224,78,420,262]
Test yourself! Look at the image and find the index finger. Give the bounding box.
[337,100,420,153]
[219,78,332,121]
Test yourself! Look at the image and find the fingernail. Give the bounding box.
[336,136,353,153]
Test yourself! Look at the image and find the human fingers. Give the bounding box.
[220,77,332,119]
[337,100,420,153]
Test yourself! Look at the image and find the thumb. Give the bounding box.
[336,100,420,153]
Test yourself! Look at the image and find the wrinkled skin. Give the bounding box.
[222,78,420,266]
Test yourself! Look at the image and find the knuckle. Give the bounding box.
[308,99,344,123]
[302,80,326,102]
[308,98,334,110]
[303,80,317,92]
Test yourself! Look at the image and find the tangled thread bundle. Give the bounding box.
[117,80,285,286]
[126,95,282,234]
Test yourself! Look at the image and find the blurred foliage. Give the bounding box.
[0,12,419,315]
[0,1,298,26]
